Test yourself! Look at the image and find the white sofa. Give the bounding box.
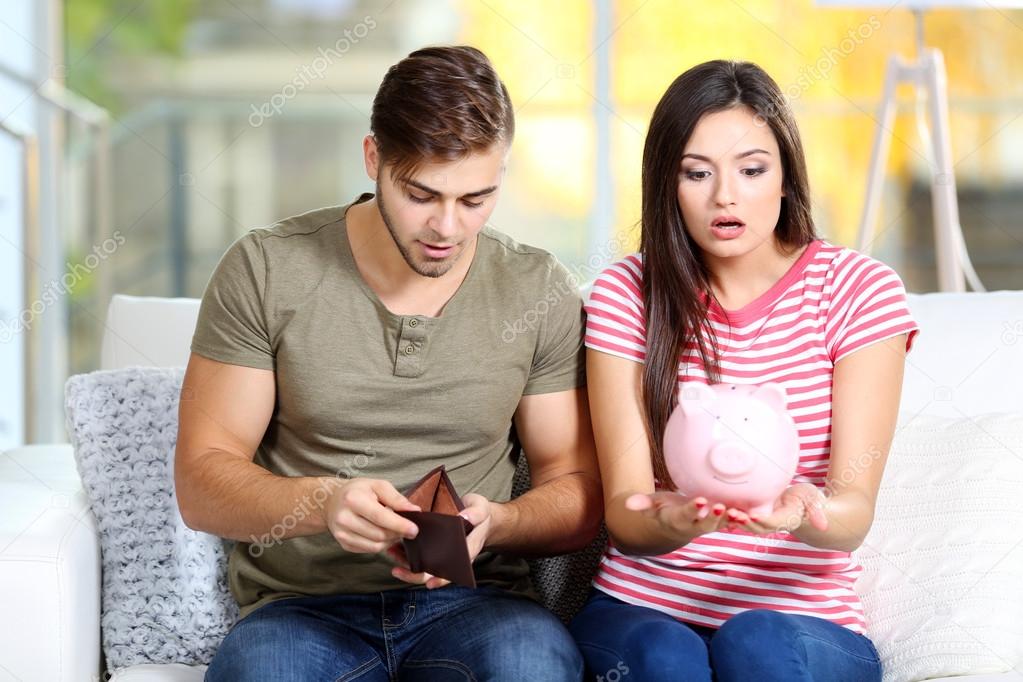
[1,291,1022,682]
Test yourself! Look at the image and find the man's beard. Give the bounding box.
[376,182,462,279]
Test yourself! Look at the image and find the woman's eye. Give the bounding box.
[742,167,767,177]
[684,170,710,181]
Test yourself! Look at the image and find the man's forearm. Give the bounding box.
[484,471,603,556]
[177,449,338,543]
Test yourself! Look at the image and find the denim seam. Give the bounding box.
[795,631,883,666]
[575,641,628,661]
[380,594,397,679]
[384,603,416,630]
[334,656,384,682]
[403,658,478,682]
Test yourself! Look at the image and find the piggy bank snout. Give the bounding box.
[708,441,756,479]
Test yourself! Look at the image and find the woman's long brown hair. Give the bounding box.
[640,60,819,488]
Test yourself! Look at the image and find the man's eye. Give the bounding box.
[408,193,432,204]
[462,199,483,209]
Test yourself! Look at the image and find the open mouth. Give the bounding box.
[711,216,746,230]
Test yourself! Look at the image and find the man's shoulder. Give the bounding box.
[477,226,570,285]
[247,205,346,245]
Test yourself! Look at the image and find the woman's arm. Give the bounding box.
[740,333,909,551]
[588,348,729,555]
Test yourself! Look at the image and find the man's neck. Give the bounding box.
[345,198,478,317]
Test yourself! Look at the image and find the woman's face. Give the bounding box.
[676,106,786,263]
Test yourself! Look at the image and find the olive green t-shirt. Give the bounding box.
[190,194,586,618]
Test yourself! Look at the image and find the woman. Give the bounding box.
[569,60,919,681]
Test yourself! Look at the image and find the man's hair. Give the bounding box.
[370,45,514,182]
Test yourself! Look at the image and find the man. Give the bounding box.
[175,45,601,681]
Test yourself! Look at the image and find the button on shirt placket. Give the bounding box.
[394,316,428,378]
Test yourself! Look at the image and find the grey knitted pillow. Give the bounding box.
[64,367,237,670]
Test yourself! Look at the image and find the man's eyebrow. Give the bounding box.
[403,178,498,198]
[682,149,771,162]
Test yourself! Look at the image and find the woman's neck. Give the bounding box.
[705,238,810,312]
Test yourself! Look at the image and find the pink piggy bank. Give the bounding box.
[663,382,800,517]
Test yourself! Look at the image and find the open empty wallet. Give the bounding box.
[396,465,477,588]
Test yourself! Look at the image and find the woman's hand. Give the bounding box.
[739,483,829,535]
[624,492,732,542]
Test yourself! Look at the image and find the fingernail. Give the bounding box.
[713,508,724,516]
[694,500,706,508]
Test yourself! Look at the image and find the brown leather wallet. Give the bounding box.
[396,465,477,588]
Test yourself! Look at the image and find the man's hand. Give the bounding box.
[322,478,421,553]
[387,492,495,589]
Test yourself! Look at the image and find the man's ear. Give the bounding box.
[364,134,380,182]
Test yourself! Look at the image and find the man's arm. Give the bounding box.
[175,352,419,549]
[484,386,603,556]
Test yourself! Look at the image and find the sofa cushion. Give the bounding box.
[853,412,1023,682]
[65,367,237,671]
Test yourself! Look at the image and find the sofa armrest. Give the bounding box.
[0,444,101,682]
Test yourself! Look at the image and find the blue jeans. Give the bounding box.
[206,585,583,681]
[568,590,882,682]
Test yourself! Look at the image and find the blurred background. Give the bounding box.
[1,0,1021,448]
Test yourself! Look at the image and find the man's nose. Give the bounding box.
[429,202,459,240]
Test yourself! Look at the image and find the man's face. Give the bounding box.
[369,140,508,278]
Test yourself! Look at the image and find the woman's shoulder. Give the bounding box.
[586,253,645,298]
[812,240,907,290]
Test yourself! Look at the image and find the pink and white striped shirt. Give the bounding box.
[584,239,920,633]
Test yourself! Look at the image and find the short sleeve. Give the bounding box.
[522,261,587,395]
[583,255,647,363]
[190,232,276,370]
[825,252,919,364]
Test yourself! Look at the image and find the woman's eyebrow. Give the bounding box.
[681,149,771,162]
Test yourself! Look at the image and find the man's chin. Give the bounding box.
[410,259,458,278]
[405,243,464,278]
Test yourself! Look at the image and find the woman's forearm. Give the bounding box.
[792,489,875,552]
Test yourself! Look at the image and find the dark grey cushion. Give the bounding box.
[511,449,607,623]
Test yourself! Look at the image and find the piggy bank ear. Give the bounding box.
[678,382,716,416]
[751,382,789,411]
